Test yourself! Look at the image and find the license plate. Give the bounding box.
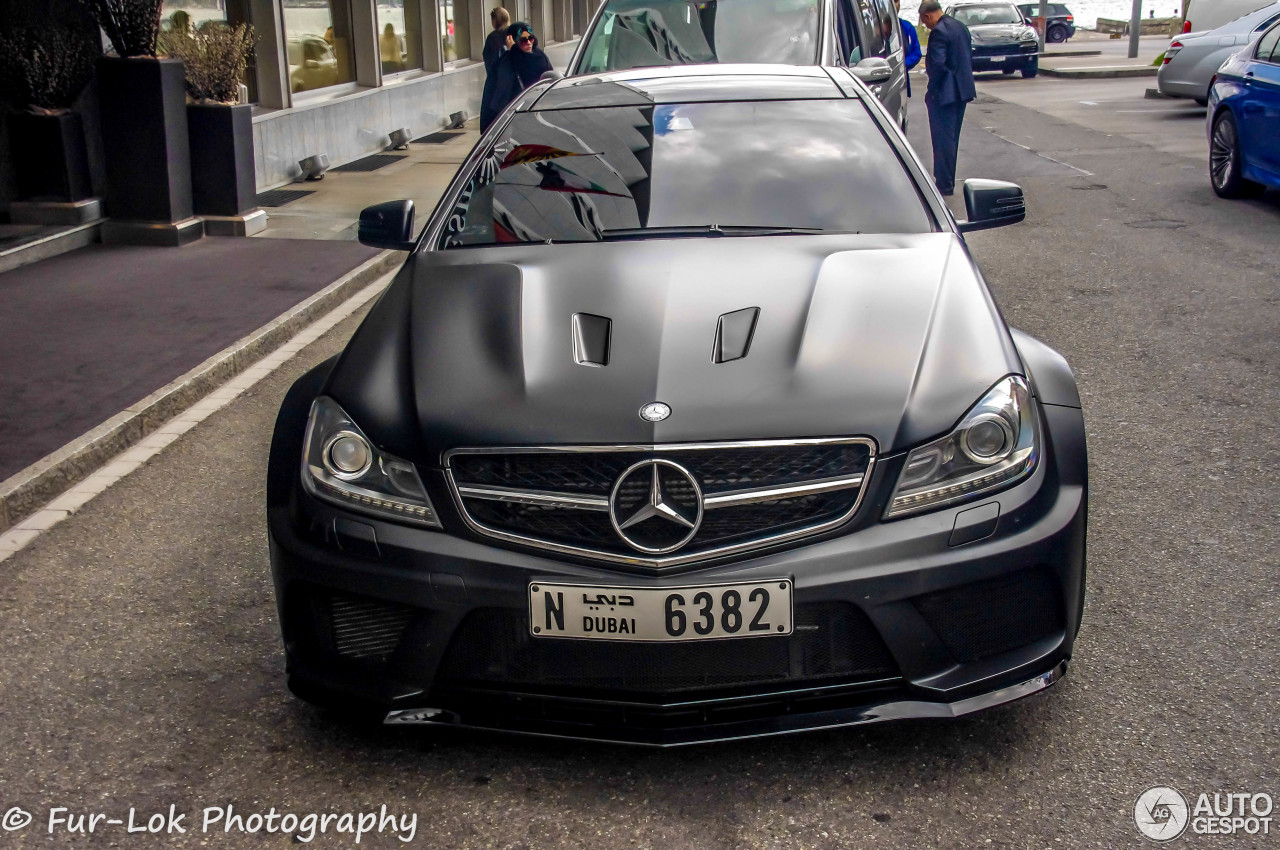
[529,580,794,642]
[989,56,1004,62]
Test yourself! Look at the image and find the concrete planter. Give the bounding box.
[187,103,265,236]
[96,56,202,246]
[9,111,93,202]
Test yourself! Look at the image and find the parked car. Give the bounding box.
[1159,1,1280,104]
[1179,0,1274,34]
[266,64,1088,746]
[1207,20,1280,196]
[566,0,910,128]
[1016,2,1075,43]
[948,2,1041,77]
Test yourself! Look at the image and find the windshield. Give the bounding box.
[952,5,1025,25]
[439,100,932,249]
[575,0,821,73]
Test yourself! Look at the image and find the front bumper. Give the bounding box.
[268,403,1087,746]
[972,43,1040,69]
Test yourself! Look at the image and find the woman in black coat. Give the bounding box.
[479,21,552,132]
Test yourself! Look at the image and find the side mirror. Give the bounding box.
[358,200,416,250]
[304,59,320,70]
[851,57,893,85]
[957,178,1026,232]
[539,69,564,82]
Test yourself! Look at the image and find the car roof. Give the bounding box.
[526,65,853,111]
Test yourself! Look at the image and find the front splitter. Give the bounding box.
[381,660,1069,747]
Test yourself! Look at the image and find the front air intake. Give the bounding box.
[327,592,415,663]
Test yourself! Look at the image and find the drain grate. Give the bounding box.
[331,154,406,173]
[255,189,314,207]
[414,130,465,144]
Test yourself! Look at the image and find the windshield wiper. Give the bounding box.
[600,224,825,240]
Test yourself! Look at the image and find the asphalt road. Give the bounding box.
[1,85,1278,849]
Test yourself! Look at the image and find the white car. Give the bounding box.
[1158,0,1280,102]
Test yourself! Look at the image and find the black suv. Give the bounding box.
[1017,2,1076,42]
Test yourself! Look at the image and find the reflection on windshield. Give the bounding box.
[952,5,1025,25]
[440,101,931,248]
[577,0,819,72]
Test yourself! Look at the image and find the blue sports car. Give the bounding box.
[1208,19,1280,198]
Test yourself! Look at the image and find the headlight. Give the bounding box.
[1021,29,1038,40]
[301,396,441,528]
[885,376,1038,519]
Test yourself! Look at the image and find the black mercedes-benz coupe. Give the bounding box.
[267,65,1087,746]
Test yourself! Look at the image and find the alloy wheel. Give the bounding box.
[1210,115,1235,191]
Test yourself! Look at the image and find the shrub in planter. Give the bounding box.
[78,0,201,244]
[162,23,262,230]
[0,16,98,202]
[78,0,163,58]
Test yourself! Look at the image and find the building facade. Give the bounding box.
[164,0,596,189]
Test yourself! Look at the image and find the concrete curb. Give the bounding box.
[0,221,101,275]
[1042,65,1158,78]
[1040,49,1103,57]
[0,249,398,532]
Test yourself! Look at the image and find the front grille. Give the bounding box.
[434,602,898,697]
[973,43,1038,56]
[913,568,1064,663]
[447,440,875,567]
[327,592,415,663]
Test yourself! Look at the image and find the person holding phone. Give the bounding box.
[480,22,553,132]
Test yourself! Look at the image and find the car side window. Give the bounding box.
[1253,12,1280,32]
[856,0,887,56]
[873,0,901,52]
[836,0,863,63]
[1256,23,1280,61]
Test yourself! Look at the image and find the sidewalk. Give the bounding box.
[1037,32,1169,78]
[254,122,481,240]
[0,122,480,532]
[0,238,381,479]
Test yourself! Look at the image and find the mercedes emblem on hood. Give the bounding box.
[639,402,671,422]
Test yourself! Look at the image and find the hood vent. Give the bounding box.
[713,307,760,363]
[571,312,612,367]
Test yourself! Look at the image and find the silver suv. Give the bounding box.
[565,0,910,127]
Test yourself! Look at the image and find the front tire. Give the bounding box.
[1210,110,1264,198]
[1002,66,1016,74]
[1021,59,1038,78]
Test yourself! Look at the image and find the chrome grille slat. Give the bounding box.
[445,439,876,570]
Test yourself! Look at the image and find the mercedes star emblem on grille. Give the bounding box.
[608,459,703,554]
[639,402,671,422]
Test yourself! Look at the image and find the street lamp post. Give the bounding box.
[1128,0,1142,58]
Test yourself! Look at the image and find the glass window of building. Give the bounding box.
[441,0,472,61]
[160,0,257,101]
[377,0,423,74]
[282,0,358,93]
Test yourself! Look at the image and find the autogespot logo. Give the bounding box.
[1135,787,1190,842]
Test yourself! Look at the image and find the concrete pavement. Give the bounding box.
[0,78,1277,849]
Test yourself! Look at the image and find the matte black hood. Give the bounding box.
[325,234,1022,464]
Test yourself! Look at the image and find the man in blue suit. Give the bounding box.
[897,0,922,97]
[920,0,976,195]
